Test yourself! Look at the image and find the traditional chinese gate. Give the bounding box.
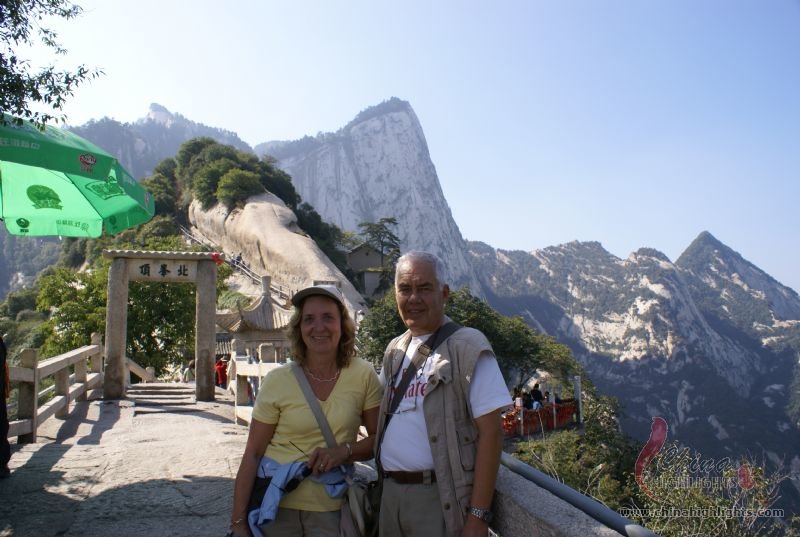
[102,250,220,401]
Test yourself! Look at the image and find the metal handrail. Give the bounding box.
[500,452,660,537]
[177,225,292,297]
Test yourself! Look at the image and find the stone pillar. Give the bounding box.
[55,366,69,418]
[90,333,103,374]
[104,257,130,399]
[18,349,38,444]
[232,338,246,357]
[258,343,275,363]
[195,259,217,401]
[75,352,88,402]
[235,365,251,426]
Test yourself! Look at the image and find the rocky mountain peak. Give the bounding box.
[144,103,174,127]
[258,99,484,294]
[342,97,415,132]
[630,247,671,263]
[675,230,728,269]
[677,231,800,322]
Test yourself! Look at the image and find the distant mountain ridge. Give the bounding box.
[69,103,252,179]
[468,233,800,504]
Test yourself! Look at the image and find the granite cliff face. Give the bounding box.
[188,193,367,314]
[256,98,483,293]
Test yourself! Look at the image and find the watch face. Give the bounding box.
[469,506,492,523]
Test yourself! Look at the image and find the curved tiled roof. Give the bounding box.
[216,292,293,333]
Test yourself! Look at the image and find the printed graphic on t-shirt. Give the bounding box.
[392,358,430,413]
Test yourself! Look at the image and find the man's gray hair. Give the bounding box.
[395,251,448,287]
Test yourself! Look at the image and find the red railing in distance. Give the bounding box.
[502,401,578,437]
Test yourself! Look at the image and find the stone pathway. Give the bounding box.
[0,383,247,537]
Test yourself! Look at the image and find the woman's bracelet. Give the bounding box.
[230,517,245,527]
[345,442,353,459]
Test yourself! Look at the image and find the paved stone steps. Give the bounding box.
[127,383,199,415]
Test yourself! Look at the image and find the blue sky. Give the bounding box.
[25,0,800,292]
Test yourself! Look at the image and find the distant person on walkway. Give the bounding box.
[523,391,533,410]
[215,358,229,388]
[531,383,544,410]
[1,334,10,478]
[181,359,195,383]
[374,251,511,537]
[229,285,382,537]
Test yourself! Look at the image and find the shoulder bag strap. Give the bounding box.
[291,363,337,449]
[386,321,463,418]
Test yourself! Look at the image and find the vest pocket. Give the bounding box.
[456,423,477,471]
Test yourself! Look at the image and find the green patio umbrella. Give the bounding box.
[0,117,155,237]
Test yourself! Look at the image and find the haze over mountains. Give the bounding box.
[3,99,797,506]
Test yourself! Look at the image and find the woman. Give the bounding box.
[229,285,382,537]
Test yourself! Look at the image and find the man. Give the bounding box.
[1,333,10,478]
[531,383,544,410]
[375,252,511,537]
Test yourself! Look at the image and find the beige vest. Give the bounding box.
[375,319,494,536]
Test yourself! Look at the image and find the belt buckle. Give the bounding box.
[422,470,433,485]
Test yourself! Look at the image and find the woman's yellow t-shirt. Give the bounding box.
[251,356,383,512]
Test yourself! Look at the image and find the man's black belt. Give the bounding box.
[383,470,436,484]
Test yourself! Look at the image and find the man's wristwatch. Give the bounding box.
[467,505,493,524]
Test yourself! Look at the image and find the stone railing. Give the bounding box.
[7,334,104,443]
[230,359,282,425]
[494,453,659,537]
[126,357,156,383]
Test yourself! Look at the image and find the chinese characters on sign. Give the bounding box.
[128,259,198,283]
[56,220,91,232]
[0,137,41,150]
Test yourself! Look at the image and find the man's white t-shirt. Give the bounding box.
[380,334,512,471]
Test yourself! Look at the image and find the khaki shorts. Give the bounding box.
[260,507,340,537]
[380,478,447,537]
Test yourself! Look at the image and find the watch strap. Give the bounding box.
[467,506,493,524]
